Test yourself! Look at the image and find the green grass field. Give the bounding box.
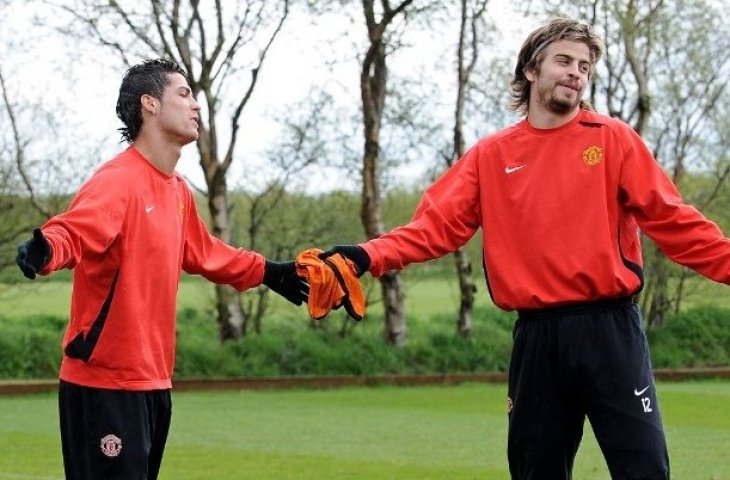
[3,272,728,321]
[0,381,728,479]
[0,273,498,328]
[0,276,218,319]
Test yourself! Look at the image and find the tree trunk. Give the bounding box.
[205,160,247,340]
[215,284,245,339]
[359,0,413,346]
[646,249,669,328]
[380,271,406,344]
[454,249,476,336]
[361,129,406,346]
[448,0,487,336]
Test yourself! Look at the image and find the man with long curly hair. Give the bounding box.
[321,17,730,479]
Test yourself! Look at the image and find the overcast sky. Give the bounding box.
[2,0,533,193]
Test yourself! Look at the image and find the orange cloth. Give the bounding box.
[295,248,365,320]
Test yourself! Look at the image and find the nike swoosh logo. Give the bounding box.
[634,386,650,396]
[505,165,526,174]
[145,205,155,214]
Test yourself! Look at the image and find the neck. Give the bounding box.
[527,103,580,129]
[132,131,182,175]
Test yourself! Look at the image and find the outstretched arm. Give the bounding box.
[356,146,483,277]
[620,126,730,284]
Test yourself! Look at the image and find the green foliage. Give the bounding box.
[2,303,730,380]
[225,186,484,271]
[0,315,65,378]
[173,306,514,378]
[228,189,366,259]
[648,305,730,368]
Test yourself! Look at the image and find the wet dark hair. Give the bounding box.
[509,17,604,116]
[115,58,188,143]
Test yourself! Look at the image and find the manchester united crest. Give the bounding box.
[100,434,123,457]
[582,145,603,166]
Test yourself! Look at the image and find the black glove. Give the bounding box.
[262,260,309,306]
[16,228,52,280]
[319,245,370,277]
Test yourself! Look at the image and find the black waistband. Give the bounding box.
[517,297,634,321]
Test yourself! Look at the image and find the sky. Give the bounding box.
[1,0,533,194]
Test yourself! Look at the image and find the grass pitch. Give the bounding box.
[0,381,728,479]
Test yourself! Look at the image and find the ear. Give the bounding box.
[524,67,537,83]
[140,94,157,115]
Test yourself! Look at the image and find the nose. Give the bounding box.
[568,63,581,78]
[192,97,201,112]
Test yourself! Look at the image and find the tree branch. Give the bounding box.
[223,0,290,172]
[0,68,52,219]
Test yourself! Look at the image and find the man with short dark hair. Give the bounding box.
[16,58,308,479]
[321,17,730,479]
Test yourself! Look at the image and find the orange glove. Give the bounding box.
[295,248,365,320]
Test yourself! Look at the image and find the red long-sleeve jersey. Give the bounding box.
[41,146,265,390]
[361,109,730,310]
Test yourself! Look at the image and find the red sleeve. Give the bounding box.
[181,189,265,290]
[362,146,482,277]
[619,126,730,283]
[40,166,127,274]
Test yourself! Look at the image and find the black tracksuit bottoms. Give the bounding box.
[59,380,172,480]
[507,297,670,480]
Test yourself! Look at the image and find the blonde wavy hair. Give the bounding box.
[509,17,604,116]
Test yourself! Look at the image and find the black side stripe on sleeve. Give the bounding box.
[617,228,644,295]
[481,250,496,305]
[64,269,120,362]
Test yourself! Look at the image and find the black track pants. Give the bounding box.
[59,380,172,480]
[507,298,670,480]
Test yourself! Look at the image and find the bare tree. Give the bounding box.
[0,87,37,270]
[445,0,490,336]
[358,0,418,346]
[52,0,291,340]
[234,91,331,334]
[0,67,53,220]
[0,63,87,272]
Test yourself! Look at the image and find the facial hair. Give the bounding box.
[538,81,582,115]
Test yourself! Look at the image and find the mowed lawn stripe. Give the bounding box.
[0,382,728,479]
[167,384,508,472]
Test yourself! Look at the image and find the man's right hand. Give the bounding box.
[16,228,52,280]
[319,245,370,277]
[262,260,309,306]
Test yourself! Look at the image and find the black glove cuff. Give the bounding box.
[347,246,370,277]
[263,260,295,288]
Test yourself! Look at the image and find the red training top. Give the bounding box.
[41,146,265,390]
[361,109,730,310]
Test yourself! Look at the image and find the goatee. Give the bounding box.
[547,96,577,115]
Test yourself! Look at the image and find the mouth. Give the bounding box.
[559,83,580,92]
